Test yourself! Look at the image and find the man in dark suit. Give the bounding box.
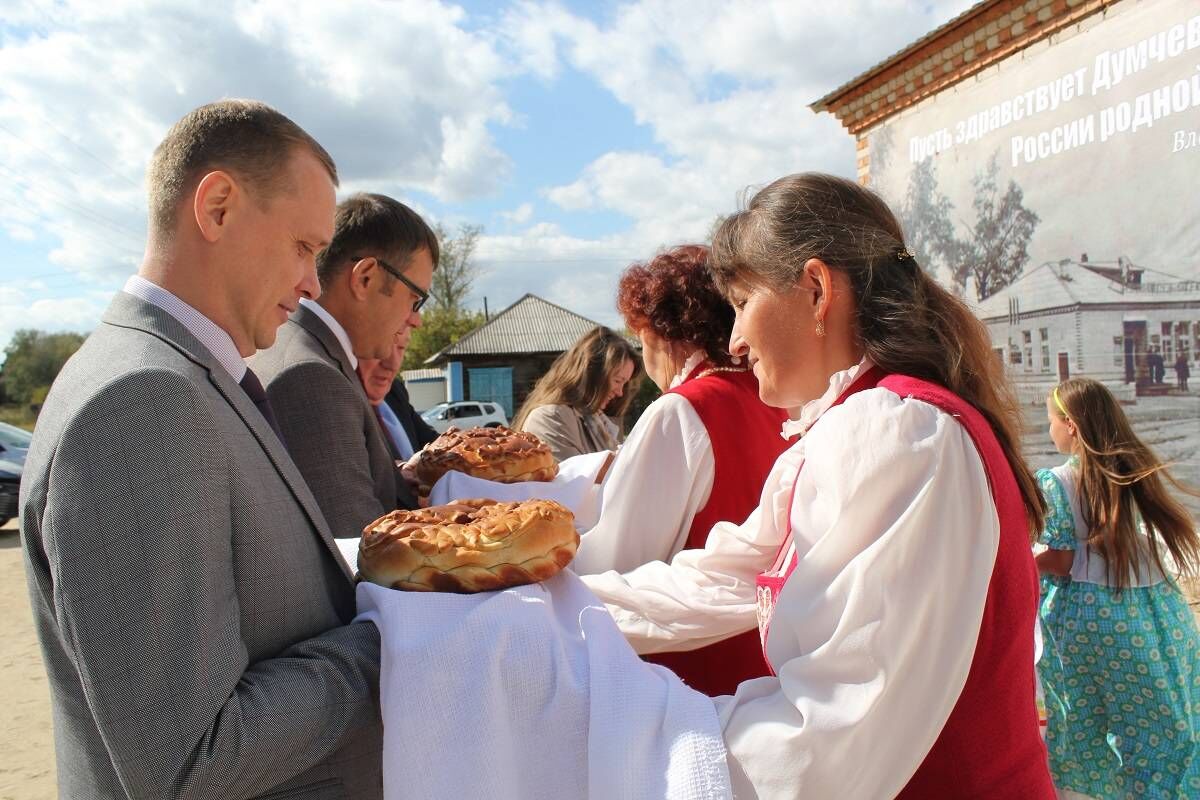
[250,194,437,534]
[357,326,439,464]
[20,100,383,798]
[387,378,440,448]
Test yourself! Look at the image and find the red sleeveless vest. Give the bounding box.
[881,376,1053,798]
[645,365,790,697]
[759,370,1052,798]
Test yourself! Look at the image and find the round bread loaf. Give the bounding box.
[411,426,557,492]
[358,498,578,593]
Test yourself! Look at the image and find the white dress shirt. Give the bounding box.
[299,297,358,370]
[581,360,1000,799]
[123,275,246,381]
[573,353,716,575]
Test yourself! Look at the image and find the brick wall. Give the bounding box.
[813,0,1118,184]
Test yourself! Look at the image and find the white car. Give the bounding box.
[420,401,509,434]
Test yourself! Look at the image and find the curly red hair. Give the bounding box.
[616,244,734,367]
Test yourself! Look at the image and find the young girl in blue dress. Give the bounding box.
[1037,377,1200,799]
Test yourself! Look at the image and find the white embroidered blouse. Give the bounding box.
[573,351,717,575]
[581,361,1002,799]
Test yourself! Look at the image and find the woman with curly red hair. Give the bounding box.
[573,243,789,696]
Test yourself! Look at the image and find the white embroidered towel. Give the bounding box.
[427,450,610,531]
[355,570,732,800]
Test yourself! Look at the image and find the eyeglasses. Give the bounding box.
[353,256,429,313]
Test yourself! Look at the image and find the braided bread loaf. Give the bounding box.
[358,498,577,593]
[410,426,558,493]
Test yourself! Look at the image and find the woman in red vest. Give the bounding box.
[582,174,1055,798]
[572,244,790,696]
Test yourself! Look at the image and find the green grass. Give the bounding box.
[0,405,37,431]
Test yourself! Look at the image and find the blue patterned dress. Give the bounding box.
[1037,462,1200,799]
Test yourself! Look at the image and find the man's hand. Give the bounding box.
[396,456,432,507]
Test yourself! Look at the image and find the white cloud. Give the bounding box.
[4,223,35,242]
[509,0,976,242]
[500,202,534,225]
[463,0,977,328]
[468,223,667,330]
[543,180,594,211]
[0,0,981,356]
[0,0,514,285]
[0,289,115,359]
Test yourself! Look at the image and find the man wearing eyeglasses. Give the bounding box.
[250,192,437,535]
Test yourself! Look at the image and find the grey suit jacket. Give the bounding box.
[249,305,413,536]
[20,292,382,800]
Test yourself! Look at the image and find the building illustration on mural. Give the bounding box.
[811,0,1200,495]
[974,256,1200,398]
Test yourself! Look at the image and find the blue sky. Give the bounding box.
[0,0,976,360]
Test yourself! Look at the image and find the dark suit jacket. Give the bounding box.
[384,380,439,452]
[249,304,414,536]
[20,292,382,799]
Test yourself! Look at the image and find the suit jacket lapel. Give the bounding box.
[292,304,361,387]
[102,293,356,583]
[206,368,355,581]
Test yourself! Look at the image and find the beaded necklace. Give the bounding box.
[692,364,751,382]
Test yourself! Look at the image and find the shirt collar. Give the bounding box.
[123,274,247,382]
[780,357,875,440]
[667,350,706,390]
[299,297,358,370]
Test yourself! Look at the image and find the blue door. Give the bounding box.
[469,367,514,420]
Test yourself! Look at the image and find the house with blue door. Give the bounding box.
[423,293,627,420]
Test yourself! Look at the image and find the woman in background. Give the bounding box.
[514,326,641,462]
[1037,377,1200,799]
[574,244,789,696]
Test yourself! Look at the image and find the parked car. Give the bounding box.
[0,423,30,528]
[0,421,32,465]
[420,401,509,434]
[0,461,18,528]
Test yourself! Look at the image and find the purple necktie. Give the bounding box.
[239,367,287,446]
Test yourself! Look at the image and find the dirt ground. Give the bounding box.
[0,520,56,800]
[3,478,1200,799]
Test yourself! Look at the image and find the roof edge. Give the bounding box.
[423,292,611,365]
[810,0,994,112]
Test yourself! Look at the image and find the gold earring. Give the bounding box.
[815,318,825,338]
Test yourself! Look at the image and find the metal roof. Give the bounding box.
[401,368,445,381]
[426,293,614,364]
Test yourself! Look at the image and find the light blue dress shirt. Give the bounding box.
[375,398,415,460]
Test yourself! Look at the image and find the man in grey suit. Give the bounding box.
[20,100,382,799]
[250,194,437,532]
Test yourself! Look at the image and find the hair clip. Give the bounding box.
[896,249,915,262]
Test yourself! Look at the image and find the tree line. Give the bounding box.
[1,224,488,415]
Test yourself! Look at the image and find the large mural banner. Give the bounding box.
[867,0,1200,495]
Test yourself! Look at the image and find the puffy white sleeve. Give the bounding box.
[580,445,798,654]
[716,392,999,799]
[572,393,715,575]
